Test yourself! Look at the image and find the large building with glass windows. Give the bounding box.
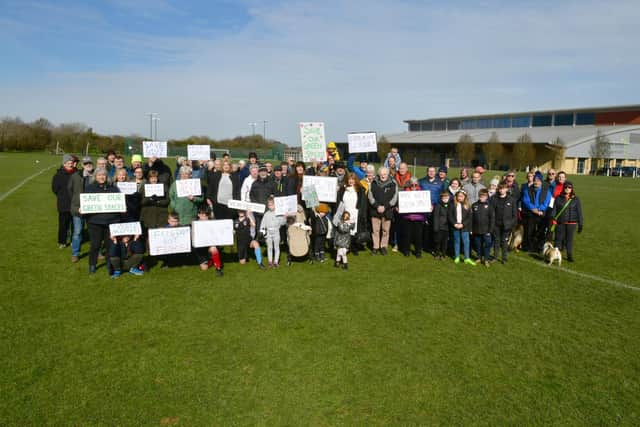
[385,105,640,174]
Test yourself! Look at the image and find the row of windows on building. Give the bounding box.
[409,112,596,132]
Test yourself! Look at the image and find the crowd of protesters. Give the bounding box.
[51,147,584,279]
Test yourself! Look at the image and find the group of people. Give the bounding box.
[51,147,584,279]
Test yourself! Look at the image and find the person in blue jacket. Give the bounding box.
[418,166,441,254]
[521,171,552,252]
[346,154,368,180]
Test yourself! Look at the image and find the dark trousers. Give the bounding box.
[554,223,577,258]
[493,227,512,261]
[524,214,544,251]
[88,223,111,268]
[109,240,145,271]
[473,233,492,260]
[422,213,434,253]
[312,235,326,258]
[434,229,449,257]
[213,203,235,220]
[399,219,423,255]
[58,211,72,245]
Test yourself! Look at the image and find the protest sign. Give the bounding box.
[227,199,266,214]
[116,182,137,195]
[273,195,298,216]
[191,219,234,248]
[142,141,168,158]
[301,186,319,208]
[398,191,432,213]
[302,175,337,203]
[80,193,126,214]
[148,226,191,256]
[187,145,210,161]
[300,122,327,162]
[176,179,202,198]
[109,221,142,237]
[347,132,377,153]
[144,183,164,197]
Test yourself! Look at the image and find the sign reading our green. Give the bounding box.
[300,122,327,162]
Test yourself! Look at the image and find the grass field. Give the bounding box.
[1,152,639,425]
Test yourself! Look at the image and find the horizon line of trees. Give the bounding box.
[0,116,287,154]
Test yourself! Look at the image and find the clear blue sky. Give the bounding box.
[1,0,639,145]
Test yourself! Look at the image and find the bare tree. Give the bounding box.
[456,134,475,165]
[377,135,391,163]
[589,129,611,170]
[512,133,536,171]
[483,132,504,170]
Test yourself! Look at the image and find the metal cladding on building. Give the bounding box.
[385,104,640,174]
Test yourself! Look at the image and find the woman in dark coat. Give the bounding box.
[552,181,583,262]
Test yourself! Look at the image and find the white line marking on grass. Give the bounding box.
[0,164,58,202]
[514,255,640,292]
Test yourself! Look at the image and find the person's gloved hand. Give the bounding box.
[578,225,583,234]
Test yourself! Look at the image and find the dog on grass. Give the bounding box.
[509,224,524,252]
[543,241,562,266]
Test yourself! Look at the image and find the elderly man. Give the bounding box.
[68,156,94,262]
[463,171,487,205]
[368,167,398,255]
[52,154,78,249]
[241,164,259,202]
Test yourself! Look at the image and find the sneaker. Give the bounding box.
[342,263,348,270]
[268,262,273,269]
[89,265,96,274]
[98,254,106,261]
[216,269,223,277]
[334,261,340,268]
[111,270,121,279]
[274,263,279,268]
[402,252,410,257]
[391,245,398,252]
[258,263,266,270]
[71,255,79,263]
[415,253,422,259]
[464,258,476,266]
[454,257,460,264]
[371,249,378,255]
[129,267,144,276]
[380,248,388,256]
[58,243,67,249]
[567,256,574,263]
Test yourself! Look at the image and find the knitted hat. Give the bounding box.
[63,154,74,164]
[534,171,544,182]
[316,203,330,214]
[438,166,448,173]
[131,154,142,164]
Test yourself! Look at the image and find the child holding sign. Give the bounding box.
[260,198,287,268]
[234,210,264,269]
[193,206,223,276]
[109,235,145,278]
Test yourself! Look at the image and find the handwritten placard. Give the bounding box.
[302,175,337,203]
[300,122,327,162]
[348,132,377,154]
[176,179,202,198]
[109,221,142,237]
[398,191,432,213]
[142,141,168,158]
[273,195,298,216]
[187,145,210,161]
[144,183,164,197]
[302,186,318,208]
[227,199,266,214]
[117,182,137,195]
[148,226,191,256]
[191,219,234,247]
[80,193,126,214]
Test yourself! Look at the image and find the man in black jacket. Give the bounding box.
[367,167,398,255]
[250,166,276,231]
[143,157,172,186]
[51,154,78,248]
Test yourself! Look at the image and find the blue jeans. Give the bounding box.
[452,229,470,259]
[71,215,84,256]
[473,233,492,260]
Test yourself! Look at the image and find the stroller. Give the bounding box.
[286,205,312,265]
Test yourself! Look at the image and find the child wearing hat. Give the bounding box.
[310,203,331,262]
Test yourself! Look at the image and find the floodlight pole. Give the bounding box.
[263,120,268,141]
[146,113,158,139]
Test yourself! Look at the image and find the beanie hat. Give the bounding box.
[131,154,142,164]
[490,176,500,187]
[316,203,330,214]
[534,171,544,182]
[63,154,74,164]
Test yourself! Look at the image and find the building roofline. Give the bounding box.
[404,104,640,124]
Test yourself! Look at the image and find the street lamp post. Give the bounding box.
[146,113,158,139]
[262,120,267,141]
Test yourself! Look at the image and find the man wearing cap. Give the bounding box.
[51,154,78,249]
[438,166,450,190]
[504,170,520,202]
[250,165,276,232]
[521,171,552,251]
[68,156,94,262]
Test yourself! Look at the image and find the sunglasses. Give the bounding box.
[507,174,515,177]
[548,172,556,176]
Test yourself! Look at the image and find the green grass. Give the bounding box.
[1,153,640,425]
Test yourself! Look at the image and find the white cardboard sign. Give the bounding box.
[187,145,210,161]
[227,199,266,214]
[176,179,202,198]
[191,219,234,247]
[148,226,191,256]
[398,191,432,213]
[116,182,138,195]
[302,175,337,203]
[80,193,126,214]
[142,141,168,158]
[144,183,165,197]
[300,122,327,162]
[348,132,377,154]
[109,221,142,237]
[273,195,298,216]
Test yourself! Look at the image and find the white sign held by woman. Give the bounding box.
[348,132,377,153]
[398,191,432,213]
[117,182,137,195]
[142,141,167,158]
[144,183,164,197]
[80,193,126,214]
[148,227,191,255]
[176,179,202,198]
[187,145,210,161]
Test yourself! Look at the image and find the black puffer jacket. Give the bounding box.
[206,171,241,204]
[472,200,494,234]
[250,176,276,205]
[367,176,398,219]
[432,201,450,232]
[552,195,583,226]
[51,166,75,212]
[143,159,172,185]
[491,195,517,230]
